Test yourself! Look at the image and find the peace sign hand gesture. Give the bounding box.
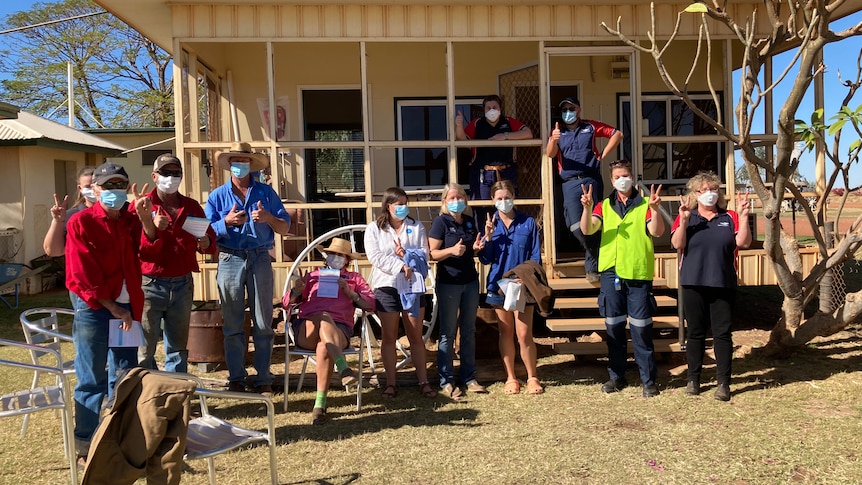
[473,232,485,251]
[393,237,405,259]
[131,183,152,219]
[484,212,496,240]
[678,194,692,221]
[50,193,69,222]
[580,184,593,208]
[736,192,751,218]
[648,184,663,209]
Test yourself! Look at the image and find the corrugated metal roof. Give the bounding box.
[0,111,127,153]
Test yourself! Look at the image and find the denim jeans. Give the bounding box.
[72,296,137,455]
[436,280,480,387]
[562,176,603,274]
[216,249,274,387]
[139,274,194,373]
[599,269,657,386]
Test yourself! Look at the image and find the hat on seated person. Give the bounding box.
[153,153,182,172]
[92,162,129,186]
[214,142,269,172]
[322,238,361,260]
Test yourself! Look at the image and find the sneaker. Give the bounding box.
[311,407,327,425]
[585,272,601,283]
[685,381,701,396]
[642,385,660,398]
[601,378,627,393]
[227,381,246,393]
[465,380,488,394]
[442,383,463,400]
[341,367,358,388]
[714,383,731,402]
[255,384,273,397]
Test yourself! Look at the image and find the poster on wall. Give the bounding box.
[257,97,289,141]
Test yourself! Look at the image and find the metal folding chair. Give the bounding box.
[281,224,369,413]
[0,338,77,484]
[19,307,76,437]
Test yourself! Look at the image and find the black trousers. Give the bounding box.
[682,285,735,384]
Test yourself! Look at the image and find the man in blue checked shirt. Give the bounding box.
[205,142,290,396]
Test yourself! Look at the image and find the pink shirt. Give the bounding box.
[286,268,375,331]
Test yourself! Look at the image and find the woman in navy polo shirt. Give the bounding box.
[671,171,751,402]
[478,180,543,395]
[429,183,488,400]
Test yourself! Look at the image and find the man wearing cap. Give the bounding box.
[205,142,291,396]
[455,94,533,200]
[547,97,623,282]
[135,154,217,373]
[65,161,147,462]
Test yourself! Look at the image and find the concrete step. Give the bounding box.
[546,315,680,332]
[555,294,677,309]
[553,338,682,355]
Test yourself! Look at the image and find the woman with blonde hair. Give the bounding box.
[364,187,435,399]
[429,183,487,399]
[671,171,751,401]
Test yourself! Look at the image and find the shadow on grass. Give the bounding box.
[282,473,361,485]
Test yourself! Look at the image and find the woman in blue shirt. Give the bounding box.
[478,180,543,395]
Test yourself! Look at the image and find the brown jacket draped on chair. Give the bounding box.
[82,367,196,485]
[503,260,555,317]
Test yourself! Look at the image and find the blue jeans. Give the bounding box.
[598,269,657,386]
[216,249,275,387]
[562,176,602,273]
[478,165,518,200]
[436,280,480,387]
[139,274,194,373]
[72,297,137,455]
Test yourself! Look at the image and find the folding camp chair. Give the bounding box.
[0,263,48,309]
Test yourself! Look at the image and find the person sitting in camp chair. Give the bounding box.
[282,238,375,425]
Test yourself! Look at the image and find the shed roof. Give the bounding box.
[0,111,127,155]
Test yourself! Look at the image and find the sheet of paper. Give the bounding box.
[396,270,426,294]
[182,216,211,238]
[108,319,146,347]
[316,268,341,298]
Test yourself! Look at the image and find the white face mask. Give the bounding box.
[326,254,346,270]
[495,198,514,213]
[157,175,182,194]
[485,109,501,123]
[697,190,719,207]
[80,187,97,203]
[613,176,633,193]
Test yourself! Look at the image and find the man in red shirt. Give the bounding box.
[65,161,147,463]
[136,154,217,373]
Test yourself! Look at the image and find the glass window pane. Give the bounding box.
[671,142,720,179]
[671,99,718,136]
[642,143,668,180]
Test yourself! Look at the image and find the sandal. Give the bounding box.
[419,381,437,399]
[526,377,545,395]
[381,384,397,399]
[504,379,521,395]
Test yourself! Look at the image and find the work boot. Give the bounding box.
[601,378,627,393]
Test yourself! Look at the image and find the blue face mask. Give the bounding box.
[447,200,466,214]
[100,189,127,210]
[393,204,410,220]
[562,110,577,124]
[230,162,251,178]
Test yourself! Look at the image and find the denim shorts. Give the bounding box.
[374,287,425,313]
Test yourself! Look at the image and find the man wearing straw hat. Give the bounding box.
[205,142,291,396]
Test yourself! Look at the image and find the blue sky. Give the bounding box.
[1,1,860,186]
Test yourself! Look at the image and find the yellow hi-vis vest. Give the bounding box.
[597,196,654,280]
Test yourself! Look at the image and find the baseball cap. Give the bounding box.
[152,153,182,172]
[559,97,580,108]
[92,162,129,186]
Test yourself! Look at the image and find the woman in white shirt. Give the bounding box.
[365,187,435,399]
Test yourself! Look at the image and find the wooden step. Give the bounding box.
[548,277,668,290]
[553,338,682,355]
[546,315,680,332]
[555,294,677,309]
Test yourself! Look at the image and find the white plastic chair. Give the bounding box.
[281,224,369,412]
[19,307,76,437]
[0,338,77,485]
[149,371,278,485]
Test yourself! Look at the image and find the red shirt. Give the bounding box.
[66,203,144,320]
[135,190,217,278]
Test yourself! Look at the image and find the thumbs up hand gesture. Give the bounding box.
[550,122,561,143]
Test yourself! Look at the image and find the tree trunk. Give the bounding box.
[760,290,862,357]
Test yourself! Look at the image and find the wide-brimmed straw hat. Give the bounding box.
[215,142,269,172]
[322,238,360,259]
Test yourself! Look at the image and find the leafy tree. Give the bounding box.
[0,0,172,128]
[603,1,862,356]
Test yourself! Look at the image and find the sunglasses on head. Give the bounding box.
[609,160,632,169]
[157,169,183,177]
[100,181,129,190]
